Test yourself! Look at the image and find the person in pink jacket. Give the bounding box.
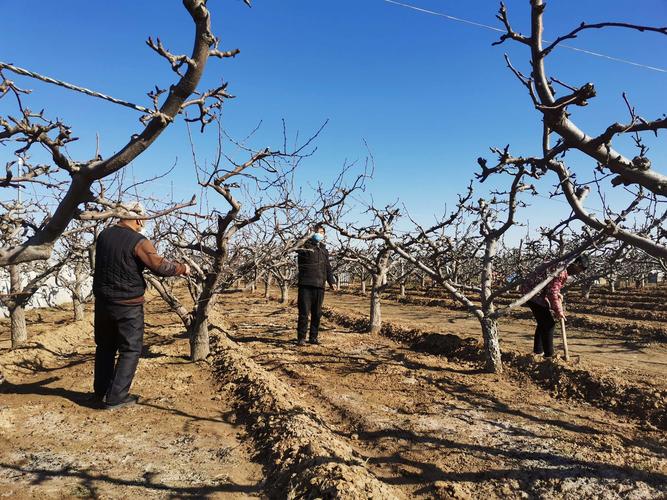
[521,255,589,358]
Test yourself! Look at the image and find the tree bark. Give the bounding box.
[280,283,289,304]
[264,274,271,299]
[400,282,406,298]
[189,315,210,361]
[73,295,85,322]
[360,278,366,295]
[72,261,86,321]
[9,265,27,348]
[10,304,27,349]
[369,275,382,334]
[480,316,503,374]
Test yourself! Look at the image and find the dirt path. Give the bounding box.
[224,295,667,499]
[326,292,667,384]
[0,299,264,499]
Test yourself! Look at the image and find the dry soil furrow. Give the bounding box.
[0,299,265,499]
[222,296,667,500]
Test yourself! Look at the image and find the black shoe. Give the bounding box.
[296,339,307,346]
[103,394,139,410]
[84,393,105,408]
[308,337,320,345]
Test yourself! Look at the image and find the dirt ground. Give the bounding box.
[327,292,667,385]
[225,294,667,499]
[1,290,666,499]
[0,298,264,499]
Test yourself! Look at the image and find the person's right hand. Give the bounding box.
[183,263,191,276]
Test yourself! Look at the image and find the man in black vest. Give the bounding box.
[295,224,336,346]
[92,203,190,409]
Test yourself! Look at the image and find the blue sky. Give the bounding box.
[1,0,665,232]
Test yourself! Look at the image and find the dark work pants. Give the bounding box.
[297,286,325,340]
[528,301,555,357]
[94,300,144,404]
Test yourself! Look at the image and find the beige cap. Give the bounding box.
[118,201,147,220]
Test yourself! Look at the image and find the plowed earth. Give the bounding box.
[1,290,666,499]
[223,294,667,499]
[0,299,264,499]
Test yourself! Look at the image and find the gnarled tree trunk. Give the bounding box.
[480,316,502,374]
[189,271,219,361]
[368,275,382,334]
[9,265,27,348]
[10,304,27,349]
[264,273,271,299]
[280,282,289,304]
[189,315,210,361]
[73,295,85,322]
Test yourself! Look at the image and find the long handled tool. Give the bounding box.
[559,317,570,361]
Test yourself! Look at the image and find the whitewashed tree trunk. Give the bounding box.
[369,275,382,334]
[361,279,366,295]
[280,283,289,304]
[10,304,27,349]
[73,296,85,322]
[9,265,27,348]
[190,316,210,361]
[480,316,502,373]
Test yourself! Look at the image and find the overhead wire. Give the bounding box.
[383,0,667,74]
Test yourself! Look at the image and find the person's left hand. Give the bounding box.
[330,284,338,292]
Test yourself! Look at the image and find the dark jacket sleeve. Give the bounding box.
[324,247,335,287]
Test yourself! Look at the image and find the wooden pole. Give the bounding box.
[560,317,570,361]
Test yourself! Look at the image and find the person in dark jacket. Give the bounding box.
[295,224,337,346]
[92,202,190,409]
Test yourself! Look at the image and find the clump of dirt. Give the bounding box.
[506,352,667,430]
[210,328,403,499]
[323,307,667,431]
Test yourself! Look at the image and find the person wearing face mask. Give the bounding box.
[295,223,337,346]
[92,202,190,409]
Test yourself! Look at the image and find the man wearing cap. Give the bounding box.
[92,202,190,409]
[295,224,337,346]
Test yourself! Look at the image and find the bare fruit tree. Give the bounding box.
[334,239,399,335]
[148,121,320,360]
[54,222,99,322]
[325,161,618,372]
[0,0,244,266]
[492,0,667,260]
[0,201,68,347]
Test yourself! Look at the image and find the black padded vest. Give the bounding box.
[93,225,147,302]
